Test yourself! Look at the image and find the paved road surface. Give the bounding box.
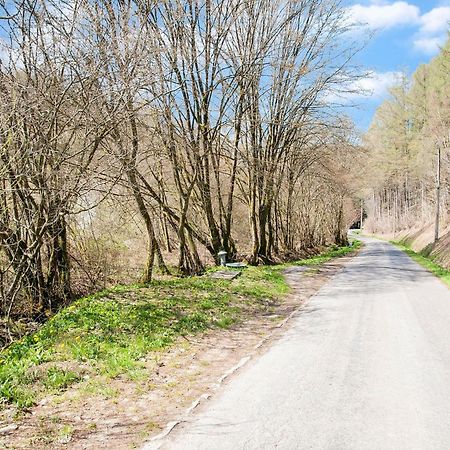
[149,237,450,450]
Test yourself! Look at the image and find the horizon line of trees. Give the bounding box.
[361,37,449,239]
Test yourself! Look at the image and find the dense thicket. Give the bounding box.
[362,38,450,236]
[0,0,362,337]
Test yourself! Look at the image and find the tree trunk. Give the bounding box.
[434,144,441,243]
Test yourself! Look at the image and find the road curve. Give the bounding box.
[149,237,450,450]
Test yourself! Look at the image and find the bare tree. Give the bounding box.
[0,0,110,319]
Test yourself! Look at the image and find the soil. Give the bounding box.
[0,254,356,450]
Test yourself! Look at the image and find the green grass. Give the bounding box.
[0,242,360,409]
[42,368,81,391]
[291,241,361,266]
[391,241,450,288]
[0,266,288,408]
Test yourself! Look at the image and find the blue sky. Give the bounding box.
[343,0,450,131]
[0,0,447,133]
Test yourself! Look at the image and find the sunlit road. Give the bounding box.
[147,236,450,450]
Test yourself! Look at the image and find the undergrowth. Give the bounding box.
[0,267,287,408]
[292,241,361,266]
[0,242,359,409]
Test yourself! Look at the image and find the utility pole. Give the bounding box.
[434,142,441,243]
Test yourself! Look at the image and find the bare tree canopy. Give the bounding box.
[0,0,365,343]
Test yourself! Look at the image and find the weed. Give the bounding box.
[57,424,73,444]
[81,379,120,399]
[392,242,450,288]
[42,368,81,391]
[292,241,361,267]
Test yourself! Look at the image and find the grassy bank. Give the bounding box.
[0,242,359,409]
[392,241,450,288]
[0,267,288,409]
[291,241,361,266]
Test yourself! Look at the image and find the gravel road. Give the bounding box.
[147,236,450,450]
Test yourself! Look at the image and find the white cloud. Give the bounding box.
[326,71,403,104]
[348,1,420,30]
[419,7,450,35]
[413,37,445,54]
[348,1,450,55]
[413,6,450,55]
[355,71,403,98]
